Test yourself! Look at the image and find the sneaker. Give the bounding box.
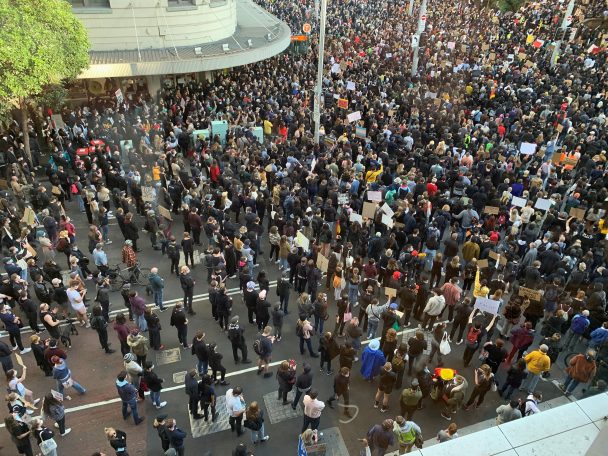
[26,410,34,415]
[33,398,41,405]
[159,308,167,312]
[326,370,333,376]
[85,323,91,328]
[262,436,270,442]
[11,345,18,351]
[448,336,453,343]
[19,348,31,355]
[61,428,72,436]
[374,401,379,408]
[105,240,113,245]
[54,423,59,429]
[380,407,388,413]
[456,340,463,345]
[441,412,452,421]
[156,401,167,409]
[354,357,359,362]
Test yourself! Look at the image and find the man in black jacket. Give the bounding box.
[291,362,313,410]
[191,331,209,375]
[216,286,233,331]
[227,316,251,364]
[185,370,202,419]
[243,282,258,324]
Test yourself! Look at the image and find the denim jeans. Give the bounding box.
[101,225,109,242]
[279,258,289,270]
[76,195,85,212]
[292,387,309,409]
[299,337,315,356]
[154,290,165,310]
[313,314,325,334]
[150,391,161,406]
[135,313,148,332]
[197,359,208,375]
[367,320,379,339]
[280,295,289,313]
[563,375,581,393]
[250,423,266,443]
[522,372,541,393]
[57,378,86,395]
[122,398,140,423]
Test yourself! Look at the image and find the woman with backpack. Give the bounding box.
[276,360,296,405]
[463,364,495,410]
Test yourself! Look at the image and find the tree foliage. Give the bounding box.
[0,0,90,102]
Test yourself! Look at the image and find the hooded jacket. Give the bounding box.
[423,295,446,316]
[566,354,597,382]
[444,377,468,407]
[524,350,551,375]
[127,334,149,356]
[116,378,138,402]
[295,364,313,390]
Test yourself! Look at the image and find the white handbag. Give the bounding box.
[439,331,451,355]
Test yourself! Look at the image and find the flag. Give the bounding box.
[298,436,308,456]
[588,44,600,54]
[526,34,535,44]
[532,39,544,48]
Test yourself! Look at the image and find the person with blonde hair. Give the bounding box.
[374,362,397,413]
[104,427,129,455]
[464,364,494,410]
[244,401,269,443]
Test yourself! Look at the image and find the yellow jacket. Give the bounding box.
[473,270,489,298]
[524,350,551,375]
[365,164,383,183]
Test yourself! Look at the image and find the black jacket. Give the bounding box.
[143,370,163,392]
[191,338,209,361]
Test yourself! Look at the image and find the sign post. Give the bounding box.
[411,0,427,76]
[313,0,328,145]
[551,0,575,68]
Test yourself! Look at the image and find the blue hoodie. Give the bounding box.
[116,378,137,402]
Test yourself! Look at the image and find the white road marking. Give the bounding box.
[338,404,360,424]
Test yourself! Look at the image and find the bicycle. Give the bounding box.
[107,262,151,291]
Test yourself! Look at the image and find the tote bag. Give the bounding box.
[439,332,451,355]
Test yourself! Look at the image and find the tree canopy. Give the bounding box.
[0,0,90,102]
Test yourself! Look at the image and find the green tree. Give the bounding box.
[0,0,90,160]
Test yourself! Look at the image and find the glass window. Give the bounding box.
[68,0,110,7]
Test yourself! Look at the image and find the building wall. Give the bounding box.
[73,0,237,52]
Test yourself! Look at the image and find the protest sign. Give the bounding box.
[331,63,341,73]
[296,231,310,251]
[367,191,382,202]
[520,142,536,155]
[346,81,356,91]
[384,287,397,298]
[316,254,329,273]
[15,353,25,368]
[338,193,349,205]
[569,207,586,220]
[511,196,527,208]
[488,250,507,265]
[474,297,501,315]
[362,202,377,219]
[519,287,542,301]
[347,111,361,123]
[21,207,36,226]
[158,206,172,220]
[484,206,499,215]
[349,213,363,224]
[337,98,349,109]
[477,259,489,268]
[355,126,367,139]
[142,186,156,202]
[381,203,394,217]
[381,214,394,228]
[51,390,63,401]
[534,198,552,211]
[447,41,455,50]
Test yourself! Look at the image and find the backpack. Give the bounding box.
[392,352,405,372]
[465,326,481,348]
[570,315,588,335]
[253,337,263,356]
[295,320,304,338]
[228,327,241,343]
[167,244,178,259]
[518,398,535,416]
[544,286,559,302]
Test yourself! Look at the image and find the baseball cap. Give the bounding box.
[389,303,398,309]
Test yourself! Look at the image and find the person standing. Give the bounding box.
[374,362,397,413]
[276,360,296,405]
[400,379,423,420]
[495,400,522,424]
[521,345,551,394]
[144,308,164,351]
[170,303,189,349]
[498,359,527,400]
[91,305,115,354]
[421,288,446,331]
[0,304,31,354]
[153,415,170,453]
[148,268,166,312]
[129,291,148,333]
[243,401,269,444]
[367,419,395,456]
[143,362,167,409]
[463,364,495,410]
[225,387,246,437]
[104,427,129,456]
[41,392,71,436]
[437,423,459,442]
[208,343,230,386]
[185,370,202,420]
[296,316,318,357]
[301,390,325,433]
[440,375,468,421]
[292,363,313,410]
[127,328,149,367]
[227,316,251,364]
[326,367,351,417]
[559,349,597,396]
[166,418,187,456]
[179,266,196,316]
[255,290,271,332]
[191,331,209,375]
[4,415,33,456]
[115,370,144,425]
[167,237,181,277]
[198,375,218,422]
[113,313,131,356]
[255,326,275,378]
[361,339,387,382]
[276,272,291,314]
[393,415,421,455]
[216,286,233,331]
[407,331,427,376]
[31,417,56,456]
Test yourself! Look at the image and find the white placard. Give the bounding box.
[338,193,349,205]
[331,63,341,73]
[347,111,362,123]
[424,91,437,99]
[381,203,394,217]
[447,41,456,50]
[520,142,537,155]
[381,214,394,228]
[349,213,363,224]
[534,198,552,211]
[346,81,356,91]
[474,297,501,315]
[295,231,310,251]
[367,191,382,202]
[142,186,156,202]
[511,196,527,208]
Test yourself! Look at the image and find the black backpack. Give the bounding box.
[518,398,535,416]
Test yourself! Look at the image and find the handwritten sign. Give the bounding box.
[142,186,156,202]
[381,203,394,217]
[534,198,552,211]
[346,81,356,91]
[519,287,542,301]
[511,196,527,208]
[21,207,36,227]
[367,191,382,202]
[484,206,499,215]
[474,297,501,315]
[477,259,489,268]
[296,231,310,252]
[362,202,377,219]
[158,206,173,220]
[349,213,363,224]
[569,207,586,220]
[385,287,397,298]
[338,193,349,205]
[381,214,394,228]
[347,111,361,123]
[520,142,537,155]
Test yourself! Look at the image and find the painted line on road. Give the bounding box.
[0,281,277,339]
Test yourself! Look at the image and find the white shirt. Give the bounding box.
[225,390,245,417]
[66,288,84,312]
[303,395,325,419]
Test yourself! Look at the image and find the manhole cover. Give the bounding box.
[156,347,182,365]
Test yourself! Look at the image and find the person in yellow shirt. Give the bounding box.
[263,119,273,136]
[365,163,383,184]
[521,345,551,393]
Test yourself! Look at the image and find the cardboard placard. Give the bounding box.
[21,207,36,227]
[362,202,377,219]
[556,124,564,133]
[158,206,173,220]
[569,207,586,220]
[385,287,397,298]
[337,98,349,109]
[519,287,542,301]
[477,259,489,268]
[142,186,156,202]
[474,297,501,315]
[15,353,25,368]
[296,231,310,251]
[484,206,499,215]
[534,198,552,211]
[489,52,496,61]
[367,191,383,202]
[488,250,507,265]
[316,253,329,273]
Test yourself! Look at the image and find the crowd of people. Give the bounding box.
[1,0,608,454]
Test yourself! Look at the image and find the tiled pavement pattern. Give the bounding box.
[263,389,303,424]
[156,347,182,365]
[188,395,231,438]
[172,370,187,384]
[310,427,350,456]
